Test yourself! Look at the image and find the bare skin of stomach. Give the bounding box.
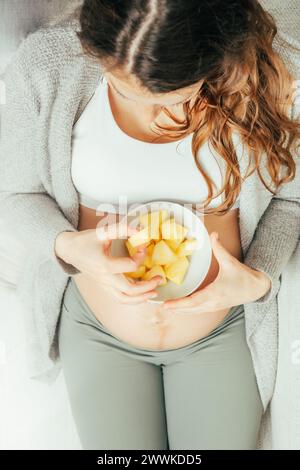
[73,205,243,350]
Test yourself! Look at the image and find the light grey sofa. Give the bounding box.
[0,0,299,449]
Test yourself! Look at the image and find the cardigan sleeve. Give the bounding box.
[243,80,300,304]
[0,34,80,277]
[243,199,300,304]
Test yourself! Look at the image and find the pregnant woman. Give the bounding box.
[1,0,299,450]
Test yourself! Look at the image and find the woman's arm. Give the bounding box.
[163,82,300,312]
[244,79,300,304]
[0,32,80,276]
[162,205,299,313]
[243,198,300,304]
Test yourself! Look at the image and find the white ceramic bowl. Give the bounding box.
[110,201,212,303]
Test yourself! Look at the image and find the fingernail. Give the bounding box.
[148,292,158,298]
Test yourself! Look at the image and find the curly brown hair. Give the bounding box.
[75,0,300,214]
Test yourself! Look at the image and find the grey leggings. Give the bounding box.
[57,277,263,450]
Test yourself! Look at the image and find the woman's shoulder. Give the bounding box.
[273,30,300,118]
[292,79,300,120]
[4,20,84,79]
[274,30,300,78]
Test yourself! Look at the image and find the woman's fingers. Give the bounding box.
[105,246,148,274]
[97,223,148,274]
[96,221,140,242]
[163,294,199,310]
[162,285,216,310]
[104,255,139,274]
[112,274,162,296]
[95,223,163,297]
[107,284,158,304]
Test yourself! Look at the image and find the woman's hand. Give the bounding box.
[55,223,164,304]
[162,231,272,314]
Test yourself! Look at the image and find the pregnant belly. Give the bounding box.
[72,273,234,350]
[73,205,243,350]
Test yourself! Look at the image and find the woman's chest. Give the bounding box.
[71,124,229,212]
[70,78,228,210]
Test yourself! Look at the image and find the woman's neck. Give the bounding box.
[107,83,187,143]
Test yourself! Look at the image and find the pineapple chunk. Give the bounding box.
[125,265,146,279]
[125,209,194,286]
[139,210,169,227]
[142,242,155,269]
[165,238,182,252]
[125,240,138,258]
[144,211,160,239]
[139,210,168,239]
[152,240,178,265]
[159,210,169,224]
[128,226,152,247]
[160,218,188,242]
[142,265,167,285]
[165,256,189,285]
[176,238,198,257]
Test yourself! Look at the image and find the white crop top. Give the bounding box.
[71,75,240,214]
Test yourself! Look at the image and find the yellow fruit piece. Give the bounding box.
[139,210,169,227]
[159,210,169,223]
[152,240,178,265]
[165,238,182,252]
[160,218,188,242]
[128,226,152,247]
[176,238,198,257]
[139,210,168,239]
[125,209,194,286]
[125,265,146,279]
[139,211,159,239]
[125,240,138,257]
[165,256,189,285]
[142,242,155,269]
[142,265,167,285]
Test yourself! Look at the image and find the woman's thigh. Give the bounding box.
[58,304,168,450]
[163,315,264,450]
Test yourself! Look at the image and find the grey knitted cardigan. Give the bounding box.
[0,16,299,414]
